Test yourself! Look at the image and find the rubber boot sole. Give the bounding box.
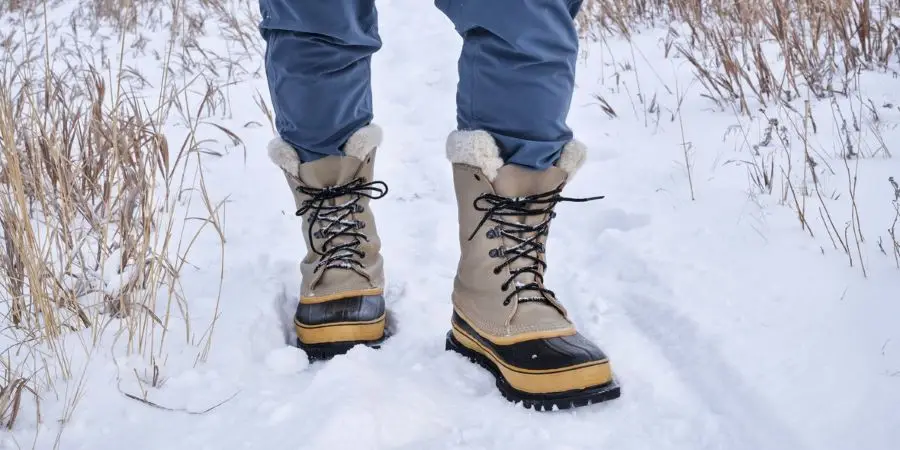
[297,334,388,362]
[296,311,394,362]
[446,331,621,411]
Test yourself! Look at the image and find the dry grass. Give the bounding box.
[888,176,900,266]
[581,0,899,275]
[0,0,247,440]
[0,359,38,430]
[582,0,900,112]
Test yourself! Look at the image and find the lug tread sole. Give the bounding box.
[296,334,388,362]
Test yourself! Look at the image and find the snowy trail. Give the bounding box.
[135,2,807,448]
[164,2,756,447]
[9,0,900,449]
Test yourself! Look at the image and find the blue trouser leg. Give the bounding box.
[436,0,584,170]
[259,0,380,162]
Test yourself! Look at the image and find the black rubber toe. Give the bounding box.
[447,313,620,410]
[295,294,385,326]
[294,295,389,362]
[446,332,621,411]
[451,312,608,370]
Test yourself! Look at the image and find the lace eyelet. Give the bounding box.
[474,174,481,181]
[355,204,365,213]
[488,248,500,258]
[493,267,501,275]
[486,229,496,239]
[357,220,366,229]
[501,284,508,292]
[502,299,511,306]
[360,252,367,258]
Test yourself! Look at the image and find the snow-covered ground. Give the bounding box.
[3,0,900,449]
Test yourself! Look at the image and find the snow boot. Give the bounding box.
[268,124,389,361]
[444,130,620,410]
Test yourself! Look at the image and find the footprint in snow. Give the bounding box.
[595,208,652,234]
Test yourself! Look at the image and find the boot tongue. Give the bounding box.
[297,155,363,188]
[492,165,567,197]
[295,155,367,290]
[491,164,569,320]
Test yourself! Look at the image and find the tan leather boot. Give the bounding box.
[268,124,388,360]
[444,130,620,410]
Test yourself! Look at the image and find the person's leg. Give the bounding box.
[436,0,583,170]
[261,0,389,361]
[438,0,621,410]
[260,0,380,162]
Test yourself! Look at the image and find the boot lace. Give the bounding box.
[468,186,603,307]
[295,178,388,280]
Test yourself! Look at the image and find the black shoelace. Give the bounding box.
[295,178,388,279]
[468,186,604,307]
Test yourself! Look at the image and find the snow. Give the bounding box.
[264,346,309,375]
[3,0,900,449]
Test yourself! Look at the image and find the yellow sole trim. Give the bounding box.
[453,308,576,345]
[451,325,612,395]
[296,314,386,345]
[300,288,383,304]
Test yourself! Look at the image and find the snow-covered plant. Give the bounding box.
[0,0,232,437]
[581,0,900,112]
[889,176,900,267]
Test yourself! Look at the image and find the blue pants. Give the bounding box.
[260,0,584,170]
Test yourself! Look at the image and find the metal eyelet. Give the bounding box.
[486,229,497,239]
[357,220,366,229]
[355,204,365,213]
[488,248,500,258]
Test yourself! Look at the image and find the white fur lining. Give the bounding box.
[267,137,302,175]
[445,130,505,181]
[557,138,587,178]
[445,129,587,181]
[267,123,383,175]
[343,123,383,161]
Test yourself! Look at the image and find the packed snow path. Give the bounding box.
[10,0,900,449]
